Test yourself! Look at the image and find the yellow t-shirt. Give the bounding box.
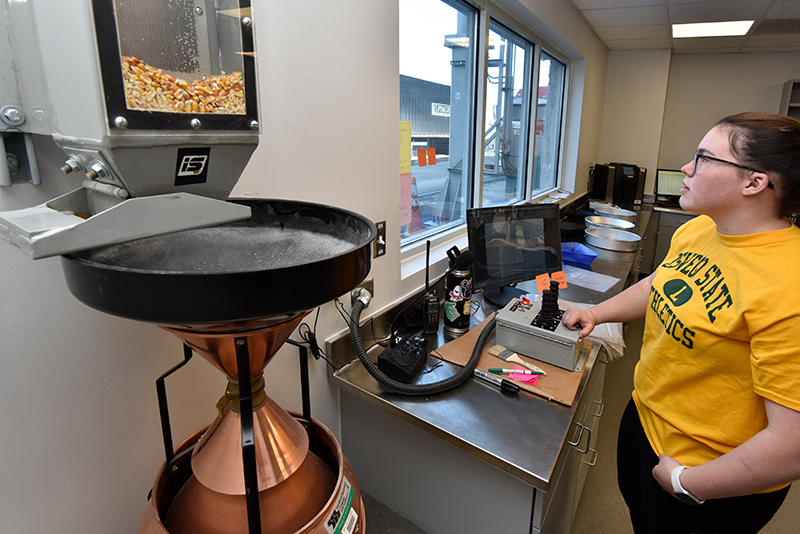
[633,215,800,479]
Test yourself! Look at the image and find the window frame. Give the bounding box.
[530,48,568,199]
[479,17,536,208]
[399,0,571,260]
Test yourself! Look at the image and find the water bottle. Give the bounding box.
[443,246,472,335]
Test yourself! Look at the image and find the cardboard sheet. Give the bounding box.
[433,314,592,407]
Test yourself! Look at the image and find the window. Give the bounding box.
[399,0,478,242]
[483,21,533,207]
[532,51,566,196]
[399,0,568,247]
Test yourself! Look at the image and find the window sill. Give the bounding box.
[400,228,469,282]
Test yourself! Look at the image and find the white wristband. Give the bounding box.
[670,465,705,505]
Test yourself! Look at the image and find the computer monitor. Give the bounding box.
[466,203,561,307]
[655,169,686,207]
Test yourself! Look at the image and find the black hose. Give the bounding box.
[349,299,495,395]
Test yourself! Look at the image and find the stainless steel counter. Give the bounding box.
[333,338,603,492]
[328,206,652,533]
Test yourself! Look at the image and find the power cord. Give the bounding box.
[294,308,344,371]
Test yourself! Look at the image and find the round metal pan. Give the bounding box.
[592,205,638,222]
[585,226,641,252]
[61,199,376,325]
[584,215,635,231]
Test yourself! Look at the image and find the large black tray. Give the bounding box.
[61,199,375,325]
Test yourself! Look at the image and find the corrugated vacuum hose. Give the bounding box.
[349,291,494,395]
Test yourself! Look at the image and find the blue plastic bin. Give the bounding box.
[561,242,598,265]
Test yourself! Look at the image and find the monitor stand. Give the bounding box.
[483,285,529,309]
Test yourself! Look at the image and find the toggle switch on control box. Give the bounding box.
[495,297,582,371]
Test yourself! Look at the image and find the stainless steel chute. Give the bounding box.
[0,0,262,257]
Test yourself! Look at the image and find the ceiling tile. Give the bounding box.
[669,0,773,24]
[597,24,670,40]
[671,35,748,49]
[753,19,800,36]
[572,0,662,9]
[746,34,800,47]
[767,0,800,19]
[738,45,800,53]
[672,46,743,53]
[583,5,666,27]
[605,38,673,49]
[668,0,746,5]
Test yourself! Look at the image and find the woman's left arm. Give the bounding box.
[652,398,800,501]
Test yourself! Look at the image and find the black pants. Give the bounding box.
[617,398,790,534]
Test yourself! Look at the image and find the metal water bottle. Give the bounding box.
[444,246,472,335]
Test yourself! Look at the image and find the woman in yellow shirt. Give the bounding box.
[563,112,800,533]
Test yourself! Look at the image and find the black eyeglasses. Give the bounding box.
[692,151,774,189]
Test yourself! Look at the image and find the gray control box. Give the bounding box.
[495,297,582,371]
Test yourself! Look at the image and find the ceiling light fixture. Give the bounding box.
[672,20,754,39]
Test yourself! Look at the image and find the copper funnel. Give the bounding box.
[163,314,309,380]
[162,313,311,493]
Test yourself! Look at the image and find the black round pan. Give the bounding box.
[61,199,376,326]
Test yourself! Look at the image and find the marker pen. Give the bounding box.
[473,368,519,394]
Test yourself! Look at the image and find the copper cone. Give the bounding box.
[191,398,309,494]
[163,313,309,381]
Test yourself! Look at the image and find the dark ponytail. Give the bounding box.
[716,112,800,216]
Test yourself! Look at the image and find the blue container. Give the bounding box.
[561,242,598,265]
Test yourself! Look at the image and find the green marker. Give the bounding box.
[488,368,543,375]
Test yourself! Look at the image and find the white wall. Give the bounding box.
[598,49,672,195]
[0,1,607,533]
[659,52,800,169]
[596,50,800,196]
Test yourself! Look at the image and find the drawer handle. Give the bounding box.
[577,426,592,454]
[585,448,598,467]
[592,400,604,417]
[567,422,585,446]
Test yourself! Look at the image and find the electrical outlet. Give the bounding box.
[351,278,374,306]
[374,220,386,258]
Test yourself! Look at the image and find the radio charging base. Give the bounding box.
[378,335,428,384]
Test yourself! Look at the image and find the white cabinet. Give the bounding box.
[779,79,800,120]
[533,351,607,533]
[653,209,696,270]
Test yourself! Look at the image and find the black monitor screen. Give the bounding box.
[655,169,686,206]
[467,203,561,305]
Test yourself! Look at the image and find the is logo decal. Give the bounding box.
[175,147,211,185]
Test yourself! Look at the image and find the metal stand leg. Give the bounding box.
[155,343,193,466]
[235,336,262,534]
[287,339,312,423]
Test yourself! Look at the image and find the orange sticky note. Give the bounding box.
[550,270,567,289]
[427,147,437,165]
[535,273,551,293]
[417,148,427,167]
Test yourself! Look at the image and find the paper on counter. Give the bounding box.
[564,263,620,293]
